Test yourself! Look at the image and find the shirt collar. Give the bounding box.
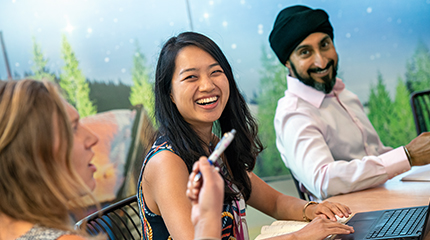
[287,75,345,108]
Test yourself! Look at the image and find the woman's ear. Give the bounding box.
[170,94,175,104]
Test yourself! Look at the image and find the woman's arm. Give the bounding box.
[142,150,195,240]
[247,172,354,239]
[247,172,352,220]
[247,172,306,220]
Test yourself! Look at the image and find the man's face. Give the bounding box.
[286,32,338,94]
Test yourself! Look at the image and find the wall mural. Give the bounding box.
[1,1,429,200]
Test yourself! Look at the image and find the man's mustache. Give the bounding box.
[308,60,335,73]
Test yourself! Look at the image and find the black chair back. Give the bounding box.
[75,195,141,240]
[288,169,310,201]
[410,89,430,135]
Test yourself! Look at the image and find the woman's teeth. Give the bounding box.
[196,96,218,105]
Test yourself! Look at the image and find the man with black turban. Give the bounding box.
[269,5,430,200]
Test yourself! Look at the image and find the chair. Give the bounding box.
[289,169,310,201]
[75,195,141,240]
[410,89,430,135]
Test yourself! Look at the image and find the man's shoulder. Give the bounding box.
[277,90,318,112]
[337,88,365,107]
[276,90,299,111]
[275,91,322,127]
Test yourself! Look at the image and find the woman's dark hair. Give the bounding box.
[154,31,263,202]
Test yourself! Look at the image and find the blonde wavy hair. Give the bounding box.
[0,79,96,232]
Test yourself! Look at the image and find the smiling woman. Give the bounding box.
[136,31,354,240]
[0,79,100,240]
[170,45,230,127]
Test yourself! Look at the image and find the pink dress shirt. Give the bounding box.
[274,76,411,200]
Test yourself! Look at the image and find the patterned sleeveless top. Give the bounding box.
[16,225,71,240]
[137,135,249,240]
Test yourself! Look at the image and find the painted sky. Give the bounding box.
[1,0,430,103]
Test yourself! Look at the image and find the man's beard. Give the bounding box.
[290,60,338,94]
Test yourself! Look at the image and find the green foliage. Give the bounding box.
[254,45,290,177]
[88,80,132,113]
[60,35,96,117]
[367,71,394,145]
[352,42,430,153]
[367,73,415,148]
[30,37,56,82]
[129,42,155,125]
[406,40,430,93]
[389,77,416,146]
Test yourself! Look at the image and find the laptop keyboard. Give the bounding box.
[366,206,427,239]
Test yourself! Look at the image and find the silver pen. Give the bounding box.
[193,129,236,182]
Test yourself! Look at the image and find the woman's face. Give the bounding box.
[64,102,99,191]
[170,45,230,129]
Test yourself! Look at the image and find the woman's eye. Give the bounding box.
[184,75,197,80]
[212,69,224,75]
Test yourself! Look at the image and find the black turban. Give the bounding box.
[269,5,334,65]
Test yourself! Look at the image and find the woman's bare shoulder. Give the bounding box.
[144,149,189,177]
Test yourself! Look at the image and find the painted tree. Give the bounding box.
[129,42,155,125]
[254,45,289,177]
[388,77,416,147]
[367,71,394,146]
[60,35,96,117]
[405,41,430,93]
[31,37,55,82]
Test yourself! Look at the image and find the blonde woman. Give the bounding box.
[0,79,99,239]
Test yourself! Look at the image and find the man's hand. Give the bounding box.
[406,132,430,166]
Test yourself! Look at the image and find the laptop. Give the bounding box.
[334,200,430,240]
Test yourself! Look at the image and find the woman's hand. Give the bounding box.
[186,156,224,239]
[291,216,354,240]
[305,201,352,221]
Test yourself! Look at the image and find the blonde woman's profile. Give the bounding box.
[0,79,100,240]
